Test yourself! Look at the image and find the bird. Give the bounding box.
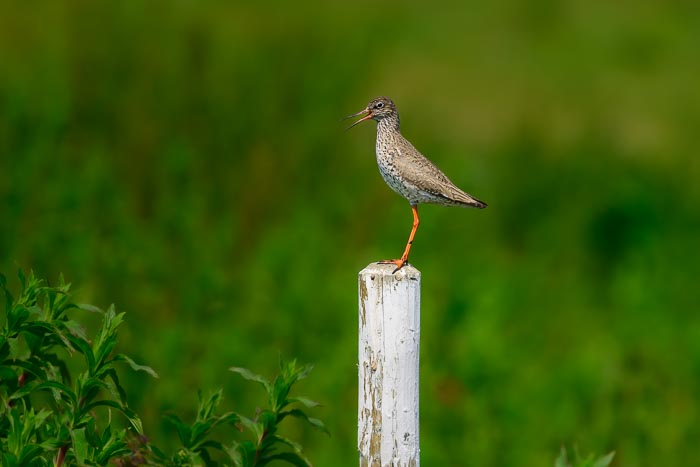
[344,96,487,273]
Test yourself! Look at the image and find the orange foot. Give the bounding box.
[379,258,408,274]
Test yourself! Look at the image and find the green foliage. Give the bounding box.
[228,360,328,467]
[555,446,615,467]
[1,271,327,466]
[161,390,239,464]
[0,271,156,465]
[157,361,328,466]
[0,270,157,466]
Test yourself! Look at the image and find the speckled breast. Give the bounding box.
[376,147,429,205]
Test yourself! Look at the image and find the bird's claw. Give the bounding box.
[378,258,409,274]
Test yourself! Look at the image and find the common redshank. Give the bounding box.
[345,96,487,272]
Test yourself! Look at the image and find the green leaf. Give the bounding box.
[229,440,257,467]
[43,323,78,354]
[83,418,101,447]
[71,428,88,465]
[11,359,48,381]
[0,336,9,361]
[95,428,130,464]
[197,447,215,466]
[281,359,313,384]
[258,409,277,432]
[67,333,95,374]
[1,273,14,315]
[190,420,214,447]
[41,352,71,382]
[197,439,226,452]
[124,406,145,434]
[111,353,159,378]
[279,409,329,435]
[92,306,123,366]
[164,413,192,446]
[76,303,103,314]
[17,269,26,292]
[227,442,243,466]
[230,367,270,391]
[271,374,290,412]
[81,374,110,398]
[0,365,18,382]
[7,306,30,333]
[102,367,127,403]
[304,416,329,436]
[17,444,46,465]
[555,446,569,467]
[593,452,616,467]
[61,319,89,343]
[81,400,144,433]
[2,452,19,467]
[268,435,302,452]
[237,415,263,441]
[8,388,36,404]
[19,321,54,337]
[94,335,117,368]
[34,380,78,406]
[218,411,241,426]
[288,396,321,409]
[196,389,223,423]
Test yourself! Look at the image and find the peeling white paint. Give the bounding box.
[359,263,420,467]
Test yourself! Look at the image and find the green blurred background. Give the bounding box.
[2,1,699,465]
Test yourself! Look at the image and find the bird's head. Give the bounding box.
[344,96,398,130]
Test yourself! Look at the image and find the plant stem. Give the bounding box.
[56,445,68,467]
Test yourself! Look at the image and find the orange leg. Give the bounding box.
[380,204,420,273]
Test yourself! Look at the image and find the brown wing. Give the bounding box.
[395,142,487,208]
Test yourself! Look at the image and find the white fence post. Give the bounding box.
[358,262,420,467]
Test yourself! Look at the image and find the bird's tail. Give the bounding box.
[469,197,487,209]
[451,190,487,209]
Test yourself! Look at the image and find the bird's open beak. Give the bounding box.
[343,107,373,130]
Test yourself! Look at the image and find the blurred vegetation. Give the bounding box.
[1,1,699,465]
[555,446,614,467]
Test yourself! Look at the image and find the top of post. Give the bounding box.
[359,262,421,281]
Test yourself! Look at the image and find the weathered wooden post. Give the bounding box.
[358,262,421,466]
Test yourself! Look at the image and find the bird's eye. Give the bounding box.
[376,102,384,109]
